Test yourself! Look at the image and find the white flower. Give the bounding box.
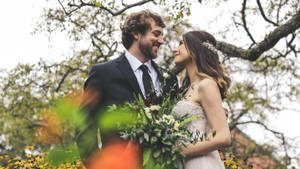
[162,114,175,125]
[163,115,174,121]
[149,105,161,111]
[156,130,161,137]
[173,121,179,131]
[144,107,150,114]
[144,107,152,119]
[168,118,175,125]
[145,112,152,119]
[155,119,162,124]
[162,114,168,121]
[163,72,169,79]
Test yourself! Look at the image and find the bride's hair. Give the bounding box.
[179,30,231,99]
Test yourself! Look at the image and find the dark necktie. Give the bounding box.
[139,64,155,98]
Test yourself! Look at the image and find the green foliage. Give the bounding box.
[94,1,102,7]
[44,145,80,167]
[98,104,138,132]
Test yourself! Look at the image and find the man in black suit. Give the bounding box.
[76,10,178,163]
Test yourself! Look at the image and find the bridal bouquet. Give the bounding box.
[104,94,200,169]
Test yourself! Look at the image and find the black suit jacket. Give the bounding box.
[76,53,178,160]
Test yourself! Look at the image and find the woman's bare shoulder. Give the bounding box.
[195,78,218,92]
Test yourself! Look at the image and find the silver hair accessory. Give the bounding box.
[202,41,218,54]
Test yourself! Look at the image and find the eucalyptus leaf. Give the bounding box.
[144,133,150,142]
[153,149,161,158]
[143,148,152,166]
[139,137,144,144]
[179,115,198,127]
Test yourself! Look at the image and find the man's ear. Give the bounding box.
[132,32,141,40]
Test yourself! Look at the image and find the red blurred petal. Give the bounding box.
[87,140,140,169]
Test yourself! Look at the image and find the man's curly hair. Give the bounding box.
[120,10,166,49]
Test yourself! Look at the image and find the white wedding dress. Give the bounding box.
[172,100,225,169]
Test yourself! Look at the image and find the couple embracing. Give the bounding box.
[76,10,231,169]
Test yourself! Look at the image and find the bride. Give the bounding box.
[172,30,232,169]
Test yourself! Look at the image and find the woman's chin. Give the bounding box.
[174,60,185,66]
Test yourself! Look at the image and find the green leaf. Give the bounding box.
[161,96,170,109]
[98,108,137,131]
[178,159,184,169]
[153,163,162,169]
[94,1,102,7]
[144,152,155,169]
[153,149,161,158]
[179,115,198,127]
[150,136,158,144]
[44,145,80,167]
[163,141,172,146]
[139,136,144,144]
[162,147,165,153]
[138,94,145,106]
[144,133,149,142]
[54,98,86,129]
[143,148,152,166]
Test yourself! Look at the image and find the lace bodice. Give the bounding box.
[172,100,212,137]
[172,100,226,169]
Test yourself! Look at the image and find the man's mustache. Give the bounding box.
[153,42,160,48]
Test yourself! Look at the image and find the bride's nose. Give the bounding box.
[172,48,178,54]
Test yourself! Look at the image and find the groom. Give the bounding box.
[76,10,178,163]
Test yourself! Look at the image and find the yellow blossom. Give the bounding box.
[231,164,238,168]
[25,146,35,151]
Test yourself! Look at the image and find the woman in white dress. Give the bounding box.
[172,30,232,169]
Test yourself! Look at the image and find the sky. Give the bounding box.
[0,1,72,70]
[1,0,300,166]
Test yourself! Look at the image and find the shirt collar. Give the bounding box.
[125,51,152,73]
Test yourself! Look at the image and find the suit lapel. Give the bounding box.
[152,60,169,94]
[151,61,164,84]
[116,54,143,97]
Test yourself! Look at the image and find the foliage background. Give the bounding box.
[0,0,300,168]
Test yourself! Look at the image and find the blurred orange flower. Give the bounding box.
[36,110,63,144]
[64,88,100,106]
[81,88,101,107]
[87,140,140,169]
[66,89,84,106]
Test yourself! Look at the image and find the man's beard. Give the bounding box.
[139,40,158,60]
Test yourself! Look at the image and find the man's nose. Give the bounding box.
[158,36,165,44]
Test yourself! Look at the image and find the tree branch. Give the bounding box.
[256,0,279,26]
[58,0,81,16]
[232,120,290,166]
[217,10,300,61]
[55,67,73,92]
[286,32,298,57]
[62,0,153,16]
[232,120,283,137]
[98,0,153,16]
[276,0,283,23]
[241,0,256,45]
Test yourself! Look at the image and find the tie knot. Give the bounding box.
[139,64,149,73]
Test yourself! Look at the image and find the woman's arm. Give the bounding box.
[181,78,231,157]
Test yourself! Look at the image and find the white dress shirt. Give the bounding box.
[125,51,161,98]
